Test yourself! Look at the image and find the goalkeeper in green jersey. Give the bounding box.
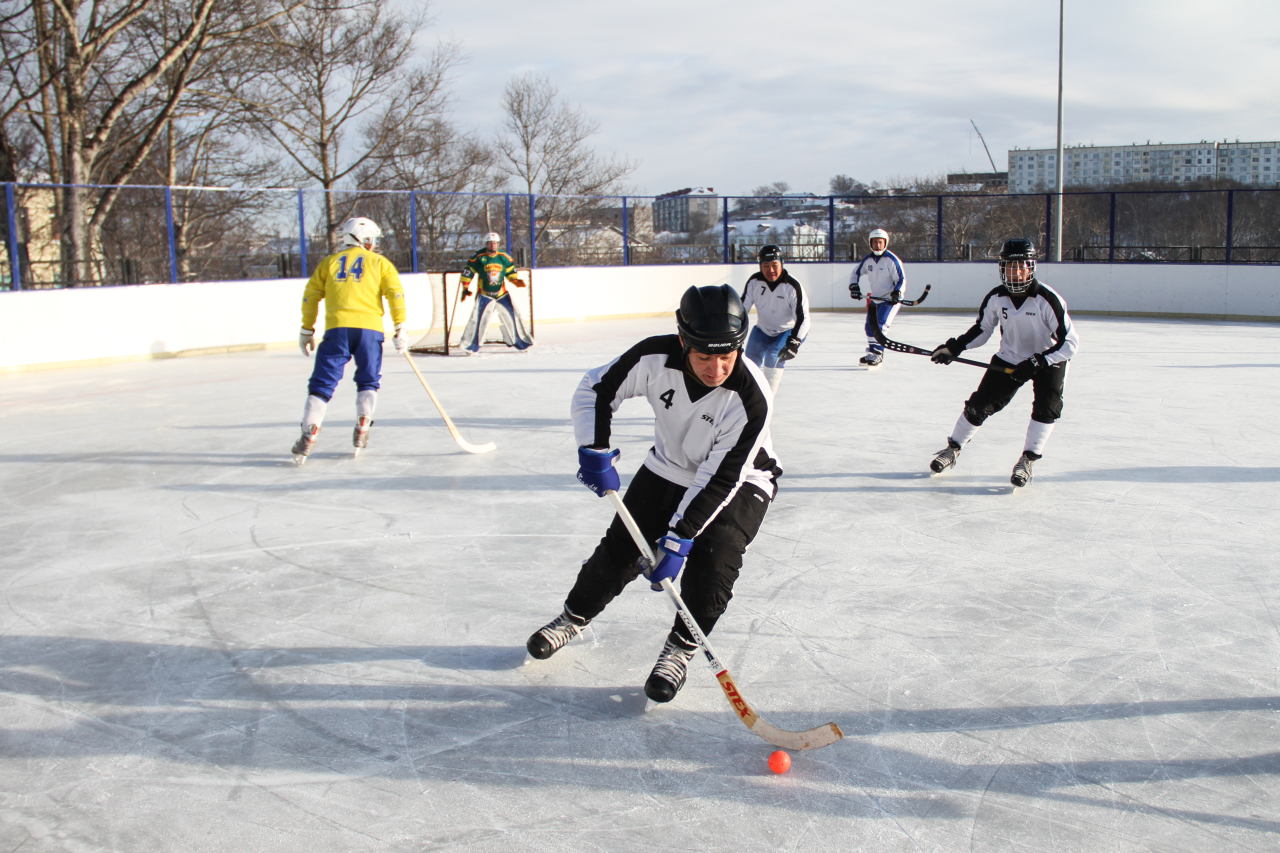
[458,232,532,352]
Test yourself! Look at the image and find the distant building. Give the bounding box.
[946,171,1008,189]
[654,187,718,233]
[1008,140,1280,193]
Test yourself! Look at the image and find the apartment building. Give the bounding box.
[1008,141,1280,193]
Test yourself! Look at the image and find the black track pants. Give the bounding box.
[963,357,1068,426]
[564,464,771,644]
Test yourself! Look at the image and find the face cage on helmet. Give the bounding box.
[1000,259,1036,293]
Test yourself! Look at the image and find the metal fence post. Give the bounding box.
[1044,193,1053,259]
[1107,192,1116,262]
[5,183,20,290]
[1225,190,1234,264]
[529,194,537,268]
[722,197,730,264]
[828,197,835,263]
[409,191,419,274]
[164,186,179,283]
[505,195,512,252]
[297,189,308,277]
[621,196,629,266]
[936,195,944,262]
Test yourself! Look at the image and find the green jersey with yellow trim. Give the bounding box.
[460,250,520,299]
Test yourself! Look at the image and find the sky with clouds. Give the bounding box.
[424,0,1280,197]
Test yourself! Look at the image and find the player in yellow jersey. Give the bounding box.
[457,232,532,352]
[292,217,407,464]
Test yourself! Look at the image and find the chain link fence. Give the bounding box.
[3,183,1279,290]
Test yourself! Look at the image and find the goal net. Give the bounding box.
[410,268,534,355]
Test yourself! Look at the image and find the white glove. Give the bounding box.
[299,328,315,356]
[393,323,408,354]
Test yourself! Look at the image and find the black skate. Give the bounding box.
[644,632,699,703]
[526,607,590,660]
[292,424,320,466]
[353,417,373,456]
[859,352,883,368]
[930,439,962,474]
[1011,451,1041,488]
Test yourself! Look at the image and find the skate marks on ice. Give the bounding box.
[2,635,1278,825]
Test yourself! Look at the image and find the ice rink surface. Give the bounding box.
[1,311,1277,852]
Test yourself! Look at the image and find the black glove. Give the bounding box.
[849,282,863,301]
[460,288,472,302]
[777,337,801,362]
[890,290,901,304]
[931,338,962,364]
[1012,353,1048,382]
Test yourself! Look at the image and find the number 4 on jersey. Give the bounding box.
[659,389,675,410]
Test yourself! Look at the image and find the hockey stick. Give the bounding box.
[604,489,844,752]
[867,305,1014,374]
[402,352,497,454]
[857,283,931,307]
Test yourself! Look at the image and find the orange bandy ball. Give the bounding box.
[768,750,791,774]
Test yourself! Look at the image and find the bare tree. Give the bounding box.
[4,0,303,285]
[237,0,458,251]
[829,174,867,197]
[495,73,634,256]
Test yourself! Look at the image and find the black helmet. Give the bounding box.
[757,244,782,263]
[999,238,1037,294]
[676,285,748,354]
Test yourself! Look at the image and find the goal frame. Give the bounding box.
[410,268,534,356]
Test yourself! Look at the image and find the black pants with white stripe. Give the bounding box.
[963,356,1068,426]
[564,464,770,645]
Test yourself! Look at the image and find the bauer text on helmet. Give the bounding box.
[869,229,889,255]
[999,238,1037,294]
[676,285,748,354]
[342,218,382,250]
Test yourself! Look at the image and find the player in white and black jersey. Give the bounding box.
[526,285,782,704]
[849,228,906,367]
[928,238,1080,487]
[741,244,811,395]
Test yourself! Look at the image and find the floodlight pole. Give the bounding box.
[1053,0,1065,262]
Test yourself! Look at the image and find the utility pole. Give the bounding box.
[1053,0,1065,262]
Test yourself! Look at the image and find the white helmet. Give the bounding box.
[484,232,501,245]
[869,229,889,255]
[341,217,382,250]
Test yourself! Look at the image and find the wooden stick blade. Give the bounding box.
[715,670,844,751]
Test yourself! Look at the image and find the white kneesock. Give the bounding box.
[302,394,328,429]
[761,367,783,395]
[356,389,377,420]
[1024,420,1055,456]
[950,414,981,446]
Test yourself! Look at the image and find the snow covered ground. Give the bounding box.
[1,312,1277,852]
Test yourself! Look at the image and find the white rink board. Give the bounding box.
[2,261,1279,370]
[0,313,1277,852]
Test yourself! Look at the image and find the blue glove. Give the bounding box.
[1012,353,1048,382]
[576,446,620,496]
[644,533,694,590]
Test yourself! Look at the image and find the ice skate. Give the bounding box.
[643,632,699,703]
[526,607,590,660]
[930,439,962,474]
[352,417,373,457]
[859,352,883,368]
[291,424,320,466]
[1010,451,1041,488]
